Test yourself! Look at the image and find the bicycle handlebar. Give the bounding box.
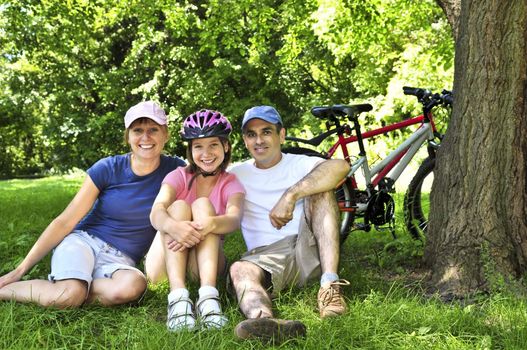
[441,89,453,106]
[403,86,453,111]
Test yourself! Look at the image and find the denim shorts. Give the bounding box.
[48,230,142,289]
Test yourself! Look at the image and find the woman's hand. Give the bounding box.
[0,268,24,289]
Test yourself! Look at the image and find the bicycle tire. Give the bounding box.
[282,146,355,243]
[403,156,435,239]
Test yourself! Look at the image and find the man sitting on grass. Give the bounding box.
[229,106,351,343]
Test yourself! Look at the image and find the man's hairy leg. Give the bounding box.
[307,191,340,274]
[229,261,273,319]
[307,191,350,318]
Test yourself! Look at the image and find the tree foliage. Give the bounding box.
[0,0,453,177]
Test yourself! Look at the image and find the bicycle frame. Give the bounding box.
[285,87,452,238]
[330,114,435,195]
[349,116,434,191]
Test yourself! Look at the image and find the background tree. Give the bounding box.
[0,0,453,177]
[428,0,527,296]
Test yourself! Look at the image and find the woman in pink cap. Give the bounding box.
[145,109,244,332]
[0,101,185,308]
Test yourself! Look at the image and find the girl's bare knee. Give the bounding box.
[191,197,216,216]
[167,200,191,218]
[192,197,213,207]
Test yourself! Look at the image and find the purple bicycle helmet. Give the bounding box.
[181,109,232,141]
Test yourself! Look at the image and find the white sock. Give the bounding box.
[168,288,189,303]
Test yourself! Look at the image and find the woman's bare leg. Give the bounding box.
[0,279,87,308]
[87,269,147,305]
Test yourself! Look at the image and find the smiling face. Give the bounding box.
[127,118,168,161]
[190,136,229,173]
[242,118,285,169]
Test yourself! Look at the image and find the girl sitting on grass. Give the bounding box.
[147,110,244,331]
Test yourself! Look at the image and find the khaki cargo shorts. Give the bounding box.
[240,212,321,294]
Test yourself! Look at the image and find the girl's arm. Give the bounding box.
[196,192,245,236]
[0,176,100,288]
[150,184,203,247]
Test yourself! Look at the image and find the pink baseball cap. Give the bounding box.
[124,101,167,128]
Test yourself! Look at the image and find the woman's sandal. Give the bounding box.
[196,294,228,329]
[167,296,196,331]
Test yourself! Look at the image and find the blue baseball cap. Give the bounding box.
[242,105,283,129]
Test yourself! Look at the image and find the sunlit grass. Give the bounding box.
[1,175,526,349]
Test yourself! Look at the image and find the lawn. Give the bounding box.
[1,175,526,349]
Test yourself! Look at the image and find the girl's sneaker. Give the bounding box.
[167,289,196,331]
[196,287,228,329]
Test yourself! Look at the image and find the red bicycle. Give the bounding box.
[284,87,453,241]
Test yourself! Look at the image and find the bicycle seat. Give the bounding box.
[311,104,373,120]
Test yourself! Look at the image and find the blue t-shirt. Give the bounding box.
[76,153,186,263]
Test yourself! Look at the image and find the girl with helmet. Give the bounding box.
[147,109,245,332]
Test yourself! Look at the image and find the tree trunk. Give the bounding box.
[427,0,527,296]
[435,0,461,39]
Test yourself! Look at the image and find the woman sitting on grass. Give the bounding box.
[146,110,244,331]
[0,101,185,308]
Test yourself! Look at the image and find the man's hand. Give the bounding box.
[269,192,296,229]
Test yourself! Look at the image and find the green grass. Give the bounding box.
[1,176,527,349]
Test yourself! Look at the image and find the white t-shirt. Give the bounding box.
[230,153,322,251]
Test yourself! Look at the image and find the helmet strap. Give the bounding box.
[200,169,220,177]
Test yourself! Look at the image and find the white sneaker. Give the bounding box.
[196,294,228,329]
[167,295,196,331]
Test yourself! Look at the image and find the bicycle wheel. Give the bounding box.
[282,146,355,243]
[403,156,435,239]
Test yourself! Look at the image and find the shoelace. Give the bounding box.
[320,279,350,306]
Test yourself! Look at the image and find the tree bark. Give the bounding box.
[435,0,461,39]
[427,0,527,296]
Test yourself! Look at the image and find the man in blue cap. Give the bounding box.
[229,105,350,343]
